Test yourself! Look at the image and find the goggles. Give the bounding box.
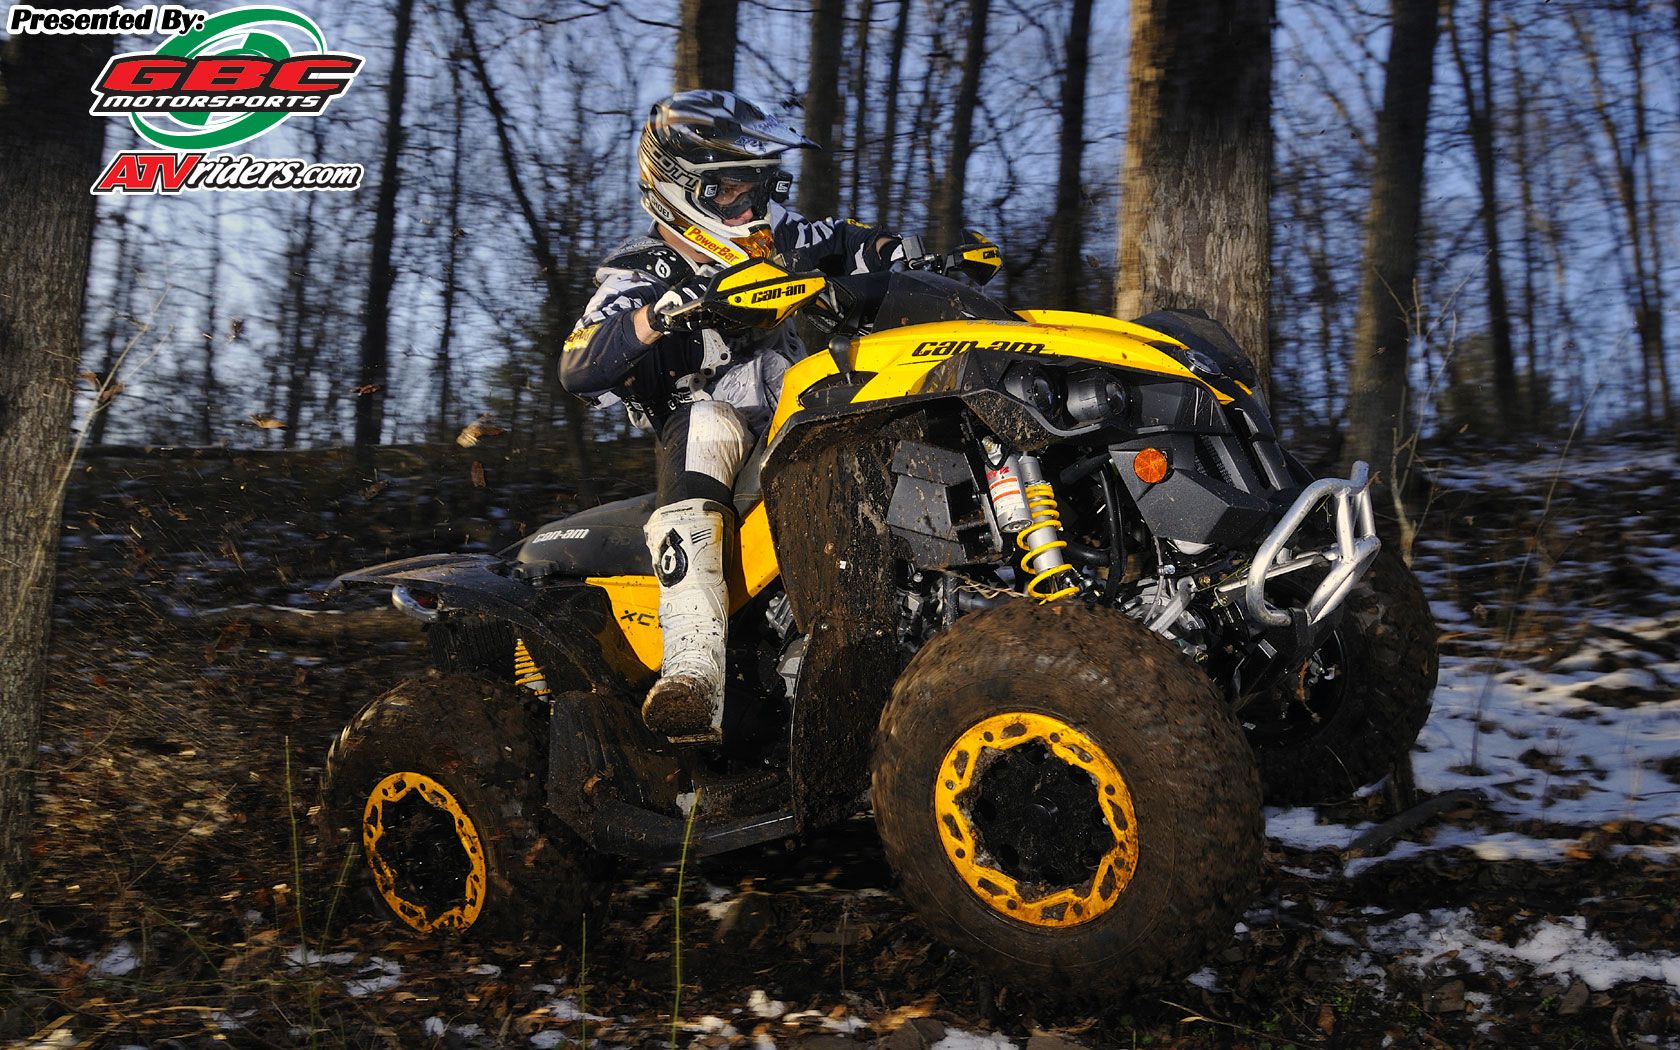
[697,165,793,220]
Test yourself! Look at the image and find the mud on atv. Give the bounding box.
[316,244,1437,1000]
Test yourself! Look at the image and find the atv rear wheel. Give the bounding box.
[316,672,610,942]
[872,600,1262,1000]
[1243,549,1439,804]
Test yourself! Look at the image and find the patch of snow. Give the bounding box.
[1612,843,1680,864]
[423,1017,445,1038]
[930,1030,1018,1050]
[697,899,735,920]
[688,1015,738,1036]
[1506,916,1680,991]
[92,942,140,977]
[1342,827,1582,875]
[211,1010,250,1032]
[1186,966,1221,990]
[1266,806,1371,850]
[29,949,64,975]
[545,997,607,1023]
[530,1033,565,1049]
[1364,908,1680,991]
[702,880,734,901]
[1413,647,1680,830]
[748,988,787,1019]
[344,956,402,997]
[284,946,356,967]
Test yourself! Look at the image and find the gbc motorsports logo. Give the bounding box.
[7,4,365,193]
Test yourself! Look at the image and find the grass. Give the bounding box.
[670,786,703,1050]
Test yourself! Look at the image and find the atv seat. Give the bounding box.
[508,431,771,580]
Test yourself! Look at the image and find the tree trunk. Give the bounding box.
[0,17,111,962]
[281,197,317,448]
[878,0,912,228]
[455,0,593,499]
[1049,0,1095,310]
[282,123,326,447]
[1571,4,1672,429]
[1507,17,1542,423]
[438,58,465,441]
[354,0,414,458]
[848,0,874,217]
[1113,0,1275,388]
[801,0,845,219]
[675,0,738,92]
[1627,4,1670,428]
[87,213,133,448]
[936,0,991,247]
[1343,0,1442,495]
[1446,0,1520,434]
[198,194,221,445]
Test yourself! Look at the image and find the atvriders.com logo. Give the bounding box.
[7,4,365,193]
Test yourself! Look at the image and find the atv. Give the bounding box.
[317,238,1438,998]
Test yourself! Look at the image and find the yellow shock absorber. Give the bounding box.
[513,638,551,697]
[1015,456,1080,602]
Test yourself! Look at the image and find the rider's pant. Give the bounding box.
[655,399,755,511]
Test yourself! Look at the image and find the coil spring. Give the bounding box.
[513,638,552,697]
[1017,482,1080,601]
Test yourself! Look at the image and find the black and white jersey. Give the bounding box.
[560,204,894,432]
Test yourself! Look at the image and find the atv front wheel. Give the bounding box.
[872,600,1262,1000]
[316,672,610,941]
[1242,549,1439,804]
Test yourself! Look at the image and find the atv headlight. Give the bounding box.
[1066,369,1129,424]
[1002,363,1064,419]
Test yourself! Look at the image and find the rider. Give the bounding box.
[560,90,904,744]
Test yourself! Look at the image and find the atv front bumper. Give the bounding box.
[1225,461,1380,629]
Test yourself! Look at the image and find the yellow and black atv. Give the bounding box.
[317,240,1437,998]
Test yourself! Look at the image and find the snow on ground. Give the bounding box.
[1265,439,1680,1004]
[1416,647,1680,827]
[1428,441,1680,496]
[930,1031,1021,1050]
[1357,908,1680,992]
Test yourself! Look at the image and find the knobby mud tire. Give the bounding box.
[316,671,610,943]
[872,600,1263,1002]
[1249,549,1440,805]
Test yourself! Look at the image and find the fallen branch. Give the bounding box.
[1341,789,1483,859]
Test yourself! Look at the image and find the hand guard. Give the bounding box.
[648,274,712,334]
[947,230,1002,286]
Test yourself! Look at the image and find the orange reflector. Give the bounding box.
[1133,448,1169,484]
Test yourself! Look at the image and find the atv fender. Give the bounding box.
[332,554,634,694]
[763,402,976,829]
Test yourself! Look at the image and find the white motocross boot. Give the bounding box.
[642,498,730,743]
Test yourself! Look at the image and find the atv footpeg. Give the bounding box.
[1237,461,1380,628]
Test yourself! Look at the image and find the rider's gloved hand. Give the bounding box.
[861,233,909,273]
[648,273,712,334]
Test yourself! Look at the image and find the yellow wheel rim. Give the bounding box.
[933,711,1139,928]
[361,772,487,934]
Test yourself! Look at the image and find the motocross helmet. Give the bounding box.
[638,90,817,266]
